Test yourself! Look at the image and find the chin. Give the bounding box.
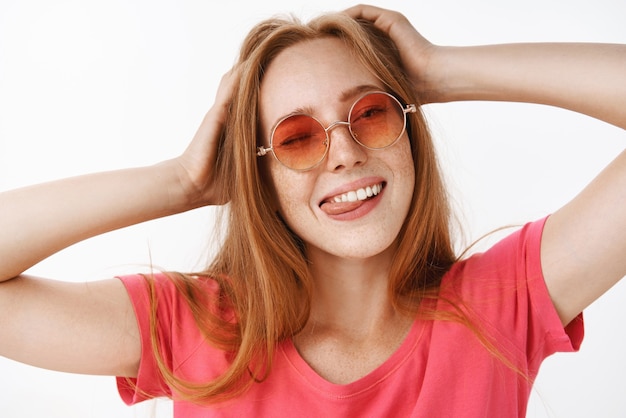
[307,235,398,261]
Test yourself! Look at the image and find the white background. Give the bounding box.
[1,0,625,417]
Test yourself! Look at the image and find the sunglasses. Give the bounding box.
[256,91,417,171]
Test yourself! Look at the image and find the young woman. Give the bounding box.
[1,4,624,417]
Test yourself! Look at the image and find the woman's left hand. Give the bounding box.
[344,5,446,103]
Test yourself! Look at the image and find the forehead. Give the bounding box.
[258,37,382,128]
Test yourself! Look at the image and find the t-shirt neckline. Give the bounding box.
[279,316,426,399]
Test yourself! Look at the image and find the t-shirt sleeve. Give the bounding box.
[445,216,584,375]
[115,273,173,404]
[523,218,584,359]
[115,273,228,405]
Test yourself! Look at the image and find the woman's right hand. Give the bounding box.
[172,66,240,208]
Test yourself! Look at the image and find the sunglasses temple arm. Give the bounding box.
[257,146,271,157]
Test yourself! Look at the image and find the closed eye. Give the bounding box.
[351,104,388,124]
[277,133,314,148]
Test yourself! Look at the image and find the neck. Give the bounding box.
[304,244,400,335]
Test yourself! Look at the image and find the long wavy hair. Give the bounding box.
[147,11,458,404]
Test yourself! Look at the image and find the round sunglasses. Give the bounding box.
[256,91,417,171]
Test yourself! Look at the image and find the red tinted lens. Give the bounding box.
[349,93,405,149]
[272,114,327,170]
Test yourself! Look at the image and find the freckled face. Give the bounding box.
[258,37,415,261]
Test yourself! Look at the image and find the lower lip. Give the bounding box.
[324,187,385,221]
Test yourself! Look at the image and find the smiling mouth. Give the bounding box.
[320,182,385,208]
[329,183,383,204]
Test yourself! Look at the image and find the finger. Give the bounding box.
[213,65,241,121]
[343,4,387,21]
[343,5,411,44]
[186,66,240,164]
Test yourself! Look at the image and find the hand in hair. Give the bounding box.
[174,65,241,207]
[344,4,443,104]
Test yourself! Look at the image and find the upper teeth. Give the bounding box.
[332,183,382,203]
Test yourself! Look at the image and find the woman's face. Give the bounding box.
[258,37,415,261]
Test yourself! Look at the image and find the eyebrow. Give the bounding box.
[339,84,383,103]
[289,84,383,116]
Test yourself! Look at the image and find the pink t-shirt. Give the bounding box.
[117,217,583,417]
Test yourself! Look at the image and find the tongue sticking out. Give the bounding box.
[320,200,364,215]
[319,183,384,216]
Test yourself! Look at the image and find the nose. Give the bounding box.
[324,121,367,171]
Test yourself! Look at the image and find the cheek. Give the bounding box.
[269,166,314,225]
[394,138,416,187]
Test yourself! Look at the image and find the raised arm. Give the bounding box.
[0,67,237,282]
[0,68,238,376]
[346,5,626,325]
